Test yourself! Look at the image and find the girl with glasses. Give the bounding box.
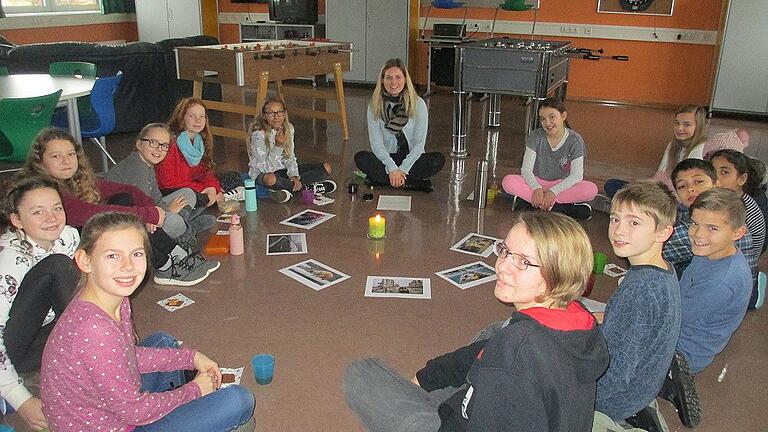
[106,123,216,248]
[344,211,608,431]
[246,97,336,203]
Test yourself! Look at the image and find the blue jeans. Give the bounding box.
[134,332,255,432]
[604,179,629,199]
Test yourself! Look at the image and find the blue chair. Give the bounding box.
[52,72,122,173]
[0,90,63,174]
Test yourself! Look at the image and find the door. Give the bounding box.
[365,0,409,82]
[167,0,202,40]
[327,0,367,82]
[135,0,170,43]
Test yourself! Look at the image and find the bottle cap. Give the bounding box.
[231,214,241,225]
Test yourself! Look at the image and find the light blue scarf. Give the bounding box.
[176,131,204,167]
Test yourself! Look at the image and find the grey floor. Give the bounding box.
[4,85,767,431]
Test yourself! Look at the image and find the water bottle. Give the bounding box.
[244,178,258,212]
[474,159,488,209]
[229,214,244,256]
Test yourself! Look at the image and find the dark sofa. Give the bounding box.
[0,35,221,133]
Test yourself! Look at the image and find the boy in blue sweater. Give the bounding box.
[594,181,681,431]
[677,188,751,373]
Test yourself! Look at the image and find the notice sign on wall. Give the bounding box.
[598,0,674,16]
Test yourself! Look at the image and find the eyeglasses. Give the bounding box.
[493,242,541,271]
[140,139,170,151]
[264,110,286,118]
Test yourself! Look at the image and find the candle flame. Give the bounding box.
[374,214,382,221]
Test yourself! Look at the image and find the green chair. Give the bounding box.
[48,61,97,78]
[0,90,63,173]
[0,67,9,76]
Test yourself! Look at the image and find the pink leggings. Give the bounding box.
[501,175,598,204]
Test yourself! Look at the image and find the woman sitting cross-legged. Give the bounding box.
[354,58,445,192]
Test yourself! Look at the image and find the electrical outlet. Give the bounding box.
[560,26,578,34]
[584,26,592,35]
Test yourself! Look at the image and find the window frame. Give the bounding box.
[3,0,101,15]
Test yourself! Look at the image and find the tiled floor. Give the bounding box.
[4,86,767,431]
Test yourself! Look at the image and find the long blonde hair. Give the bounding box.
[246,97,295,158]
[20,128,101,204]
[370,58,419,119]
[167,97,215,170]
[664,105,707,174]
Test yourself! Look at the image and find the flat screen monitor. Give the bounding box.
[268,0,318,24]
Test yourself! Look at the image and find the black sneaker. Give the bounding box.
[624,405,665,432]
[660,351,701,428]
[403,179,433,193]
[310,180,337,195]
[589,193,612,214]
[552,202,592,220]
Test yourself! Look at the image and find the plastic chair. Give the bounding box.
[48,61,97,78]
[52,72,122,173]
[49,61,98,118]
[0,67,8,76]
[0,90,62,173]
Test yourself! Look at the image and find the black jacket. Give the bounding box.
[416,308,609,432]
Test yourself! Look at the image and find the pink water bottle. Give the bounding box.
[229,214,244,256]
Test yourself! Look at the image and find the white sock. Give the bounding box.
[159,257,173,271]
[170,245,189,260]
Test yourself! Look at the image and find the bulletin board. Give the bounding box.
[597,0,674,16]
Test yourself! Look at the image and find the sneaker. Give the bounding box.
[553,202,592,220]
[153,256,212,287]
[310,180,337,195]
[403,179,433,193]
[589,193,612,214]
[176,228,198,253]
[755,271,766,309]
[660,351,701,428]
[184,253,221,275]
[269,189,292,203]
[223,186,245,201]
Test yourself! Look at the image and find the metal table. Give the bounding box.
[0,74,96,143]
[452,38,572,158]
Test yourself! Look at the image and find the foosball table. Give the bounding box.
[175,40,352,140]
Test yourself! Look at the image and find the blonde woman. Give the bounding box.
[354,58,444,192]
[344,211,608,431]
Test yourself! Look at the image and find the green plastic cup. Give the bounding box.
[593,252,608,274]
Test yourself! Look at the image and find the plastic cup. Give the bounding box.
[251,354,275,385]
[302,189,315,205]
[593,252,608,274]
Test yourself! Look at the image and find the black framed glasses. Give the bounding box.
[493,242,541,271]
[140,139,170,151]
[264,110,286,118]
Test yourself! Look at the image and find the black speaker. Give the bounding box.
[430,46,456,87]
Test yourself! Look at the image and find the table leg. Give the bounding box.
[193,80,203,99]
[333,62,349,141]
[276,80,285,102]
[66,98,82,144]
[255,71,270,113]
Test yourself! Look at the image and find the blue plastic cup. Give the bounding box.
[251,354,275,385]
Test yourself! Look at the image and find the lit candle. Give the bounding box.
[368,214,386,239]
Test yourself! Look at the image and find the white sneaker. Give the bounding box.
[223,186,245,201]
[310,180,337,195]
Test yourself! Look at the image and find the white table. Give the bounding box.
[0,74,97,143]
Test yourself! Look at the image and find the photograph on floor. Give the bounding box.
[219,367,244,388]
[266,233,308,255]
[279,209,336,230]
[279,259,351,291]
[436,261,497,289]
[364,276,432,299]
[450,232,500,257]
[157,293,195,312]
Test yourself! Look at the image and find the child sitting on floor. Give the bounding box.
[593,181,694,430]
[663,159,755,280]
[345,211,608,431]
[501,97,597,220]
[0,177,79,430]
[107,123,216,245]
[246,97,336,203]
[676,188,751,374]
[40,212,255,431]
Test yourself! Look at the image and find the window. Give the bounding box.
[3,0,101,14]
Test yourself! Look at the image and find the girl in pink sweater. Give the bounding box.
[40,212,254,431]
